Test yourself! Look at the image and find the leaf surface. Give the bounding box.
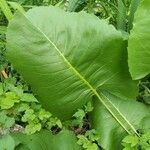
[0,134,15,150]
[13,130,82,150]
[128,0,150,79]
[90,91,150,150]
[6,6,138,137]
[7,6,137,119]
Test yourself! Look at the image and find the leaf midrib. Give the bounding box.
[22,12,138,136]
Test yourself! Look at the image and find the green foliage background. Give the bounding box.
[0,0,150,150]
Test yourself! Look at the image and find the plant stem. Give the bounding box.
[1,70,8,78]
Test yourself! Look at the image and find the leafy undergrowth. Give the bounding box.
[0,0,150,150]
[137,76,150,105]
[0,77,100,150]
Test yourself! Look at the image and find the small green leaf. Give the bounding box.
[0,111,15,128]
[21,109,36,122]
[77,135,89,146]
[85,129,100,142]
[4,117,15,129]
[0,92,19,109]
[85,143,98,150]
[20,93,38,103]
[38,108,51,121]
[47,117,62,129]
[84,102,93,113]
[30,103,42,111]
[7,84,23,97]
[25,122,41,134]
[72,109,85,127]
[77,134,98,150]
[16,103,30,112]
[122,135,139,147]
[56,119,62,128]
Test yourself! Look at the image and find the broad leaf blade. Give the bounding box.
[6,6,137,138]
[128,0,150,79]
[90,91,150,150]
[12,130,82,150]
[0,134,15,150]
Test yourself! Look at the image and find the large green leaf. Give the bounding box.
[128,0,150,80]
[90,91,150,150]
[0,134,15,150]
[6,6,137,134]
[12,130,82,150]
